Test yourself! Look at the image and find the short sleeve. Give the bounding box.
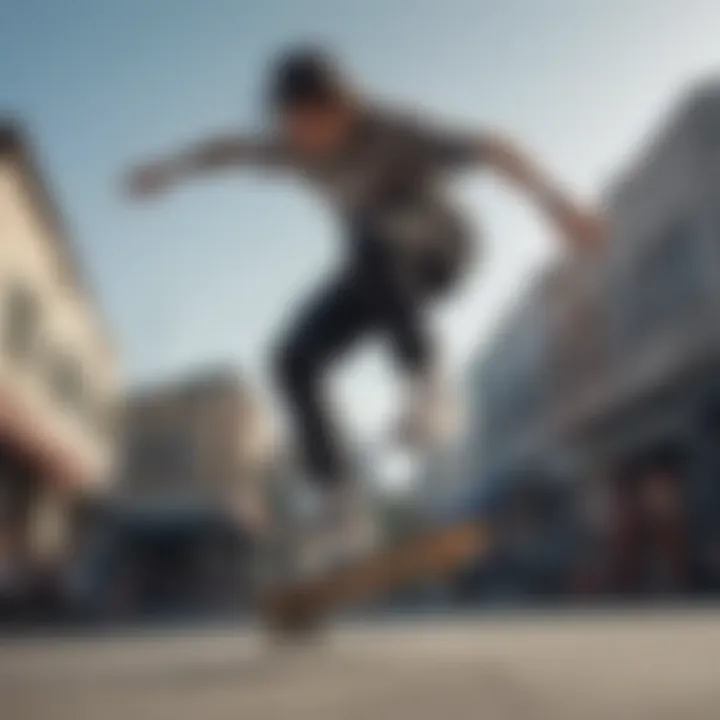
[396,112,487,170]
[421,122,487,168]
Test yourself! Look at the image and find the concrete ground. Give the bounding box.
[2,609,720,720]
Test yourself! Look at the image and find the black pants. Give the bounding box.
[274,224,467,486]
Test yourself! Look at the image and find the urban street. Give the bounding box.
[3,609,720,720]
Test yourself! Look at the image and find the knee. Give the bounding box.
[393,322,433,373]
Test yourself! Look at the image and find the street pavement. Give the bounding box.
[2,609,720,720]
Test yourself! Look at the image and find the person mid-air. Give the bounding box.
[125,46,603,572]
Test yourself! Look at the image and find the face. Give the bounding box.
[279,103,353,157]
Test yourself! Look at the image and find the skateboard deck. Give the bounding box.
[260,520,489,634]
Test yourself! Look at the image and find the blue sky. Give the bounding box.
[2,0,720,448]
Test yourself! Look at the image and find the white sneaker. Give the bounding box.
[395,369,461,451]
[282,479,379,579]
[323,482,379,568]
[256,474,323,585]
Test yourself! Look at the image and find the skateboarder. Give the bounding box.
[125,46,603,571]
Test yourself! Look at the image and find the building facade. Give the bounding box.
[118,369,273,518]
[0,123,120,613]
[475,81,720,477]
[105,368,275,617]
[461,81,720,597]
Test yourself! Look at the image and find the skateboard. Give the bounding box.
[260,519,489,634]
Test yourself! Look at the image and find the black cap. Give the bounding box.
[267,46,345,111]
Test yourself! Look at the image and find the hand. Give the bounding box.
[558,204,606,253]
[124,160,176,200]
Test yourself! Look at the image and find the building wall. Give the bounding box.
[118,370,274,530]
[470,80,720,490]
[474,269,557,477]
[600,85,720,410]
[0,153,118,488]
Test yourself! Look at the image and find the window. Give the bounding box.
[3,284,40,364]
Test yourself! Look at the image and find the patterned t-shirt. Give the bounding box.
[241,106,485,255]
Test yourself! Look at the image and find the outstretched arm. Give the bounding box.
[123,133,283,200]
[480,133,605,253]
